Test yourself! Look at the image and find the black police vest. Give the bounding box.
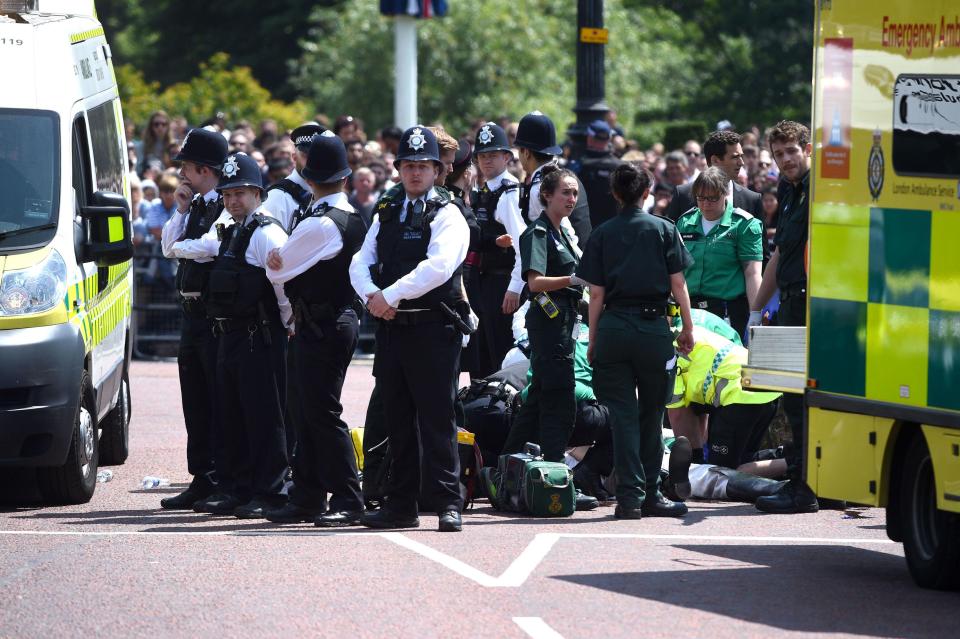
[204,214,284,322]
[267,178,312,229]
[284,204,367,310]
[472,181,518,274]
[519,170,544,221]
[373,196,464,311]
[176,195,222,295]
[447,188,481,253]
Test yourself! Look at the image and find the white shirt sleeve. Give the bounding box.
[247,222,293,327]
[168,210,232,260]
[381,204,469,308]
[160,210,188,258]
[495,186,527,294]
[267,216,344,285]
[262,189,297,233]
[349,215,382,300]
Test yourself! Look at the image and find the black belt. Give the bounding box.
[690,295,744,315]
[387,309,447,326]
[211,317,258,336]
[606,301,666,316]
[780,284,807,302]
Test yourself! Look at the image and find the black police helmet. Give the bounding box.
[174,127,229,170]
[302,130,352,184]
[216,153,264,193]
[394,125,440,168]
[515,111,562,156]
[474,122,511,154]
[291,122,328,150]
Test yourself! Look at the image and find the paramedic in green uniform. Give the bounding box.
[500,167,586,462]
[675,166,762,339]
[577,162,696,520]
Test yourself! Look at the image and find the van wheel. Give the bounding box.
[899,434,960,590]
[99,369,131,465]
[37,371,98,504]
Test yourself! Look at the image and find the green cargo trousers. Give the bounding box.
[591,311,676,509]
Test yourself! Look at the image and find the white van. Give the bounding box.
[0,0,134,503]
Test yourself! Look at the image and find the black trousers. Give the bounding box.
[216,321,289,502]
[287,310,363,512]
[475,271,514,378]
[361,380,388,500]
[177,309,218,486]
[777,292,807,480]
[692,295,749,341]
[374,320,463,515]
[705,400,779,468]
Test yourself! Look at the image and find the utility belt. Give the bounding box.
[533,291,579,319]
[180,296,207,318]
[780,283,807,302]
[690,295,745,318]
[387,309,448,326]
[293,300,355,340]
[211,316,259,336]
[605,299,667,317]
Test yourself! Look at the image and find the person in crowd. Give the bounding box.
[662,151,689,189]
[141,179,159,205]
[266,157,294,186]
[139,110,174,175]
[169,152,291,519]
[673,167,763,338]
[760,186,778,261]
[748,120,816,515]
[742,143,760,177]
[129,175,146,247]
[683,139,705,182]
[650,182,674,217]
[251,150,266,171]
[345,139,365,173]
[228,132,250,154]
[471,122,527,378]
[378,126,403,156]
[158,128,229,510]
[145,174,180,241]
[262,122,324,231]
[348,166,379,228]
[334,115,363,141]
[263,132,367,527]
[577,120,623,229]
[576,162,695,519]
[349,125,469,532]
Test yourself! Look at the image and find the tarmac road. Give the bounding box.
[1,360,957,638]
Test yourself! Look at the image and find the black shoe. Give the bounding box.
[722,470,786,503]
[573,464,612,501]
[234,498,284,520]
[755,480,819,514]
[575,489,600,511]
[194,493,244,515]
[360,509,420,530]
[160,488,207,510]
[614,504,643,519]
[264,502,325,524]
[641,493,688,517]
[438,510,462,532]
[668,436,693,501]
[315,510,363,528]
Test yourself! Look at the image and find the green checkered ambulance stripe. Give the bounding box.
[64,263,132,350]
[808,205,960,412]
[70,27,105,44]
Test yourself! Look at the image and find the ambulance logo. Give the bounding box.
[222,155,239,178]
[868,128,884,201]
[407,127,426,152]
[478,125,494,146]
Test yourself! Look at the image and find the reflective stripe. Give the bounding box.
[712,378,730,407]
[701,343,734,403]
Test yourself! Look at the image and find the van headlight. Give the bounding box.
[0,249,68,315]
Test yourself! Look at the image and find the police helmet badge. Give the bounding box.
[868,128,884,201]
[408,127,427,152]
[478,125,493,147]
[222,155,240,179]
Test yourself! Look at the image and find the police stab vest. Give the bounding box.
[284,204,367,310]
[176,195,222,295]
[471,181,518,274]
[519,170,544,221]
[372,194,464,311]
[204,213,285,322]
[267,178,313,231]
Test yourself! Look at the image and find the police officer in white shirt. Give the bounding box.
[349,126,469,532]
[168,153,292,519]
[261,122,325,231]
[158,128,228,510]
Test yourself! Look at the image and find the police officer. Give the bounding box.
[350,125,469,532]
[515,111,592,245]
[169,153,291,518]
[159,128,228,510]
[576,162,695,519]
[472,122,527,377]
[262,122,325,232]
[747,120,816,514]
[675,166,763,338]
[576,120,623,229]
[262,132,367,527]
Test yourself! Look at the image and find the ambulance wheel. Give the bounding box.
[99,369,131,465]
[38,371,98,504]
[899,434,960,590]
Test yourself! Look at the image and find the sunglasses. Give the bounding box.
[686,151,701,158]
[695,194,722,203]
[153,121,169,127]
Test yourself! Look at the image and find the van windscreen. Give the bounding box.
[0,109,60,250]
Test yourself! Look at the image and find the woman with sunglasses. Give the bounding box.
[673,166,763,339]
[139,110,174,175]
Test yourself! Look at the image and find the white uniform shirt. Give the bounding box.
[160,188,222,261]
[267,191,351,285]
[350,187,469,310]
[261,168,311,232]
[485,170,527,294]
[168,206,292,325]
[525,163,581,255]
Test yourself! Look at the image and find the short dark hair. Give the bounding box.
[768,120,810,149]
[380,126,403,141]
[703,130,741,166]
[609,161,653,206]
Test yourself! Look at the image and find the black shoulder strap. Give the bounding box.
[267,178,312,209]
[252,212,286,232]
[494,181,520,196]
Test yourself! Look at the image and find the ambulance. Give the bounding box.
[0,0,133,503]
[746,0,960,589]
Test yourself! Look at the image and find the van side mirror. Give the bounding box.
[80,191,133,267]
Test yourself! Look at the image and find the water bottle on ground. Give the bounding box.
[141,476,170,489]
[96,469,113,483]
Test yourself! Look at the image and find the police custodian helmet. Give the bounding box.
[394,125,440,168]
[302,130,352,184]
[474,122,511,154]
[291,122,327,151]
[174,127,229,170]
[514,111,562,156]
[217,153,264,193]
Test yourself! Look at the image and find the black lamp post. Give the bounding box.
[568,0,609,161]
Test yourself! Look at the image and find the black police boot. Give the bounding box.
[315,510,364,528]
[573,463,613,501]
[265,502,325,524]
[722,470,787,503]
[667,436,693,501]
[195,493,244,515]
[360,509,420,530]
[575,490,600,511]
[160,477,215,510]
[755,480,819,514]
[613,504,643,519]
[235,498,285,520]
[438,510,462,532]
[641,493,688,518]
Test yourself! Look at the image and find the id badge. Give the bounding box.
[571,315,582,340]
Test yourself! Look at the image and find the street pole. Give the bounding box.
[569,0,609,161]
[394,15,418,129]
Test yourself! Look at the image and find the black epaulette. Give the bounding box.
[251,212,286,232]
[267,178,312,210]
[373,185,405,223]
[495,181,520,196]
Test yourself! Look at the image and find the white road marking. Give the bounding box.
[514,617,565,639]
